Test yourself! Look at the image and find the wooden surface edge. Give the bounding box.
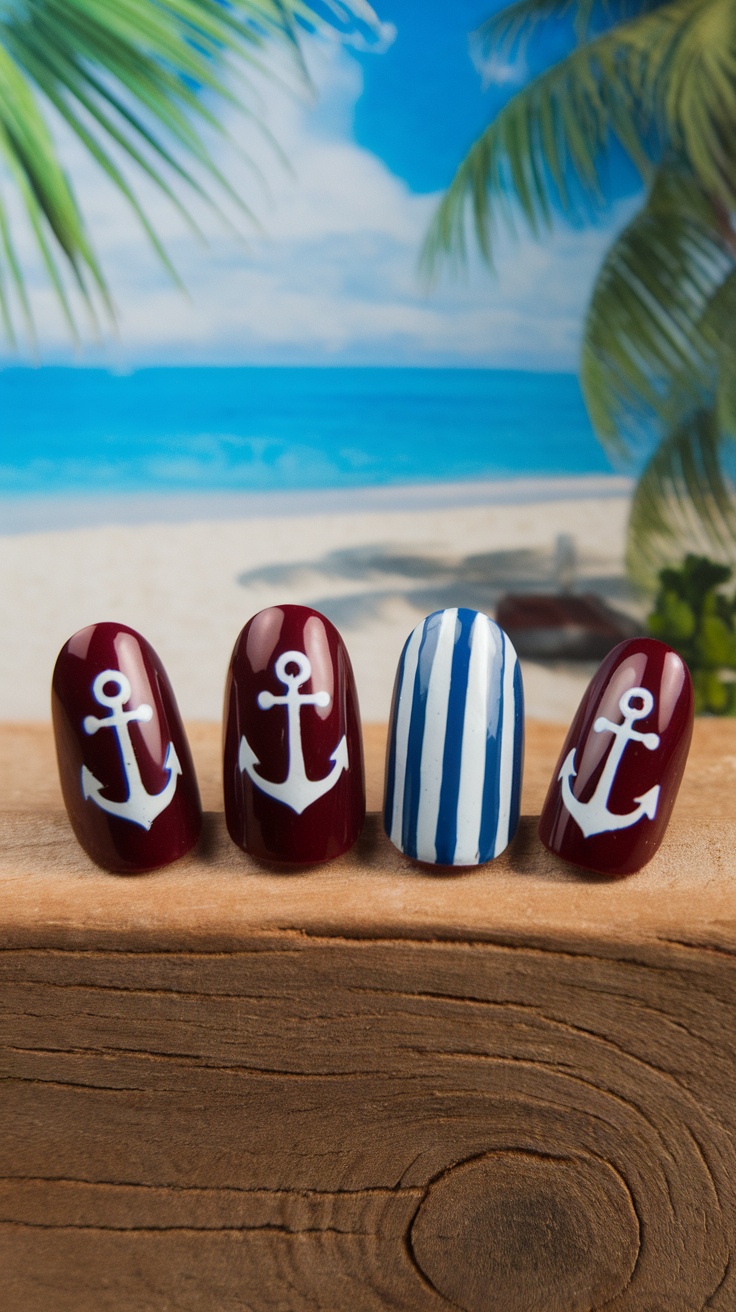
[1,809,735,953]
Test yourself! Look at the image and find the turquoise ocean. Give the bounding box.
[0,367,616,497]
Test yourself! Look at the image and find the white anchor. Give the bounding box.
[239,649,348,814]
[81,669,182,830]
[560,686,661,839]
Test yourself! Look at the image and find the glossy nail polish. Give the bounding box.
[538,637,694,876]
[384,608,524,865]
[52,622,202,873]
[223,605,365,863]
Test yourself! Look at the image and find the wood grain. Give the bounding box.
[1,721,736,1310]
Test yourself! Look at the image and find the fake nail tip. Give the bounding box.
[383,608,524,866]
[538,637,694,877]
[52,622,202,874]
[223,604,365,864]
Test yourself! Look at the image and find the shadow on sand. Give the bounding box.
[236,543,640,631]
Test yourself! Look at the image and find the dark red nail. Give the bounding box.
[52,622,202,873]
[223,604,365,863]
[538,637,693,877]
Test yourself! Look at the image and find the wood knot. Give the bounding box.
[410,1150,640,1312]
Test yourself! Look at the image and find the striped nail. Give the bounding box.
[383,608,524,865]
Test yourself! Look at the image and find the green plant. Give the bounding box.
[0,0,379,344]
[422,0,736,585]
[647,553,736,713]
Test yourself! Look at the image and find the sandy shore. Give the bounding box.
[0,478,635,722]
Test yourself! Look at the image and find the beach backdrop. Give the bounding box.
[3,0,703,725]
[0,357,634,721]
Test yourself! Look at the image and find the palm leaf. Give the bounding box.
[424,0,736,275]
[0,41,98,338]
[473,0,581,58]
[471,0,662,60]
[634,0,736,206]
[582,169,736,572]
[424,0,736,581]
[421,4,676,275]
[711,274,736,438]
[626,406,736,583]
[0,0,384,342]
[581,166,734,457]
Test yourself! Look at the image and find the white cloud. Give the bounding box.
[0,34,641,368]
[477,54,528,87]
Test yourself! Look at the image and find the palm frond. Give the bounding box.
[424,0,736,277]
[473,0,579,61]
[0,40,101,338]
[0,0,383,342]
[631,0,736,206]
[581,166,734,458]
[626,406,736,583]
[425,0,736,581]
[422,4,675,276]
[711,278,736,439]
[681,266,736,450]
[471,0,659,61]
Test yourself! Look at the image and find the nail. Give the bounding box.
[52,622,202,873]
[383,608,524,865]
[223,604,365,863]
[538,637,694,876]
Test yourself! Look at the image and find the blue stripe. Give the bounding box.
[402,611,443,859]
[382,633,406,835]
[434,608,474,864]
[478,622,506,862]
[508,655,525,844]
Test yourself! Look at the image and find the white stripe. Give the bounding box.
[389,623,423,846]
[415,609,458,862]
[454,614,494,865]
[494,635,518,857]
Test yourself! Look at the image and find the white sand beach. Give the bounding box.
[0,477,636,723]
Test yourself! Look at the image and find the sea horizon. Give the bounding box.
[0,365,623,505]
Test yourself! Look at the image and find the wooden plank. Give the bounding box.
[0,809,735,946]
[2,721,736,1310]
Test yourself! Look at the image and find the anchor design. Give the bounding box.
[239,649,348,814]
[81,669,182,830]
[560,686,661,839]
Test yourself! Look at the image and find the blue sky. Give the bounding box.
[350,0,640,196]
[352,0,502,192]
[2,1,642,369]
